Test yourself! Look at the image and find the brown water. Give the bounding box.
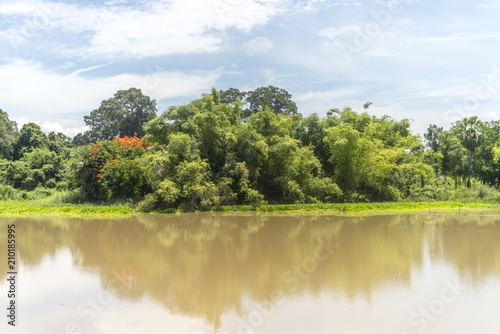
[1,213,500,333]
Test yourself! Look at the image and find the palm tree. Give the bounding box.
[456,117,482,188]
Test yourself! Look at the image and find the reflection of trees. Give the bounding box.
[424,215,500,283]
[2,214,500,329]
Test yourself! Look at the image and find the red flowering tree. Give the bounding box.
[76,136,150,200]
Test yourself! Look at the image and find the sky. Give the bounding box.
[1,0,500,137]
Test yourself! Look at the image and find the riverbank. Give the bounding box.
[2,200,500,218]
[0,200,138,218]
[216,201,500,216]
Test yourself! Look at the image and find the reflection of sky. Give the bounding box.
[7,254,500,334]
[0,248,213,334]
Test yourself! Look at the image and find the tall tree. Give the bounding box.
[455,117,482,188]
[13,123,49,160]
[81,88,157,142]
[0,109,18,160]
[218,88,247,105]
[245,85,297,117]
[424,124,443,152]
[439,131,467,188]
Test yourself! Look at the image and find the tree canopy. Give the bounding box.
[0,109,17,160]
[79,87,157,143]
[2,86,500,208]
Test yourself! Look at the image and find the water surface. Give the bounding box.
[1,213,500,333]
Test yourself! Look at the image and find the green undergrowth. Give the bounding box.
[2,188,500,218]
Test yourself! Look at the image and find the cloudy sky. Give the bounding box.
[1,0,500,137]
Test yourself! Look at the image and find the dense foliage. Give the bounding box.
[2,86,500,210]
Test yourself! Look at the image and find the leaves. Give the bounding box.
[80,88,157,142]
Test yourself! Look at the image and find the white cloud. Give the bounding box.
[69,61,114,76]
[0,0,288,59]
[295,88,362,102]
[295,0,360,11]
[0,1,46,15]
[294,88,365,116]
[15,117,89,137]
[485,111,499,119]
[40,121,89,137]
[0,58,222,136]
[319,25,361,40]
[104,0,128,5]
[245,37,274,56]
[414,33,500,43]
[260,68,280,85]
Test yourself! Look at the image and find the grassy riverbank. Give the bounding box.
[2,198,500,217]
[217,201,500,216]
[0,200,138,217]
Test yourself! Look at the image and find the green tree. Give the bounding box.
[145,91,241,175]
[439,131,467,188]
[81,88,157,142]
[324,123,372,193]
[469,120,500,187]
[74,136,150,200]
[13,123,49,160]
[323,107,431,200]
[3,148,64,190]
[218,88,247,105]
[139,133,220,209]
[0,109,18,160]
[48,131,73,155]
[245,85,297,117]
[293,113,331,170]
[424,124,443,152]
[455,117,483,188]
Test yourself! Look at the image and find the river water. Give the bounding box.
[1,213,500,333]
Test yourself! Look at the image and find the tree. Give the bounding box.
[139,133,220,210]
[145,92,242,175]
[324,123,372,193]
[218,88,247,105]
[0,109,18,160]
[81,88,157,142]
[48,131,73,155]
[424,124,443,152]
[469,120,500,187]
[245,85,297,117]
[72,132,91,147]
[13,123,49,160]
[455,117,483,188]
[438,132,466,188]
[3,148,64,190]
[74,136,151,200]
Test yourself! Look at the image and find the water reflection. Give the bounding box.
[1,213,500,333]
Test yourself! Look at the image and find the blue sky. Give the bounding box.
[1,0,500,137]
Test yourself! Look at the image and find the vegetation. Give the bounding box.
[2,86,500,214]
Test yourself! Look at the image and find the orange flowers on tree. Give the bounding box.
[77,136,150,200]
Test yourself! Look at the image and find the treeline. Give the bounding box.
[0,86,498,209]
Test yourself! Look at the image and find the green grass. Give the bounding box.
[213,201,500,216]
[0,200,139,218]
[3,200,500,218]
[2,188,500,218]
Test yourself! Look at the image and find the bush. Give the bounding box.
[0,184,16,200]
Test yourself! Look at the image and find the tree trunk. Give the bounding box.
[467,149,472,188]
[455,175,458,189]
